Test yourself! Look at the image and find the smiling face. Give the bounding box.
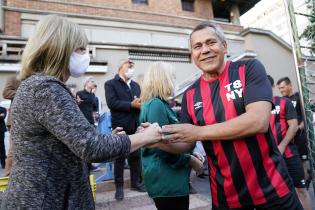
[190,27,227,75]
[277,81,293,97]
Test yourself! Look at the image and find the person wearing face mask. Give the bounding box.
[105,58,145,201]
[1,15,162,209]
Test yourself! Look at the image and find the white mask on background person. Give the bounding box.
[69,52,90,78]
[125,68,135,79]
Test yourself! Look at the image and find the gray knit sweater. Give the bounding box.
[1,74,131,210]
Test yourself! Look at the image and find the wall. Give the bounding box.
[243,32,299,96]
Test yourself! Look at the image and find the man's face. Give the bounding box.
[86,80,95,89]
[119,61,134,79]
[277,81,292,97]
[190,27,227,73]
[121,61,134,75]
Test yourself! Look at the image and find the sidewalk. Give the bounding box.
[93,168,212,210]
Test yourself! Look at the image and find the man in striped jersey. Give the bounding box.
[161,22,302,210]
[268,75,311,210]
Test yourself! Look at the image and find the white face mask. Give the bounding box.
[69,52,90,78]
[125,68,135,79]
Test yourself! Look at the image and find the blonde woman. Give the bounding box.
[1,15,161,209]
[139,62,203,210]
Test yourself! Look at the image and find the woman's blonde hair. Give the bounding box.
[19,15,88,81]
[140,62,176,102]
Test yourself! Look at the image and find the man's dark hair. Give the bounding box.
[267,75,274,86]
[189,22,226,46]
[276,77,291,86]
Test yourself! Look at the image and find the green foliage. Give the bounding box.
[301,0,315,55]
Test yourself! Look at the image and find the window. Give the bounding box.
[131,0,148,4]
[129,50,191,63]
[182,0,194,12]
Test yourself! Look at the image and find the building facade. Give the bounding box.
[240,0,311,55]
[0,0,262,111]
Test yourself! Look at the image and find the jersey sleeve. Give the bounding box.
[285,98,298,120]
[244,59,273,106]
[180,91,193,124]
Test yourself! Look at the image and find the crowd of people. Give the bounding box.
[0,14,313,210]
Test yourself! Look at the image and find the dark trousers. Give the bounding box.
[0,132,6,168]
[153,196,189,210]
[114,149,142,188]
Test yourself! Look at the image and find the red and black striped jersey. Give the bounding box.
[270,96,298,158]
[181,59,293,209]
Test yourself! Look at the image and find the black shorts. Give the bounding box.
[294,129,309,160]
[285,155,306,188]
[211,192,302,210]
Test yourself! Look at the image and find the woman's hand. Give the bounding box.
[141,123,162,145]
[128,122,162,152]
[112,127,126,135]
[189,155,204,176]
[192,151,205,163]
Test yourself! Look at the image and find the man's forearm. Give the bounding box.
[279,120,298,149]
[157,142,195,154]
[161,101,271,143]
[197,111,269,141]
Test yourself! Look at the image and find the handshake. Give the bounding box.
[113,123,204,175]
[133,122,200,145]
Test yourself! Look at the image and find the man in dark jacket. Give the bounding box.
[0,106,7,168]
[105,59,144,201]
[76,76,98,125]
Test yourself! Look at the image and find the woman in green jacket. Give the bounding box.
[139,62,203,210]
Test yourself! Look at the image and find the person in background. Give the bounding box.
[167,98,182,120]
[77,77,99,171]
[268,75,311,210]
[76,76,98,125]
[91,84,100,123]
[2,76,20,176]
[0,15,161,209]
[277,77,310,182]
[161,22,302,210]
[105,59,145,201]
[139,62,203,210]
[0,106,7,168]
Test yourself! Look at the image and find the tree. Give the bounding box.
[301,0,315,55]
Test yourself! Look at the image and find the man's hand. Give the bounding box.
[277,143,286,155]
[161,124,199,143]
[76,95,83,104]
[131,97,141,109]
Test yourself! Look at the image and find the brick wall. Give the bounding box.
[3,0,243,36]
[4,11,21,36]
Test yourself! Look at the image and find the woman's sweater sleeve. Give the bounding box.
[34,81,131,163]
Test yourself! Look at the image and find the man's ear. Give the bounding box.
[222,41,228,54]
